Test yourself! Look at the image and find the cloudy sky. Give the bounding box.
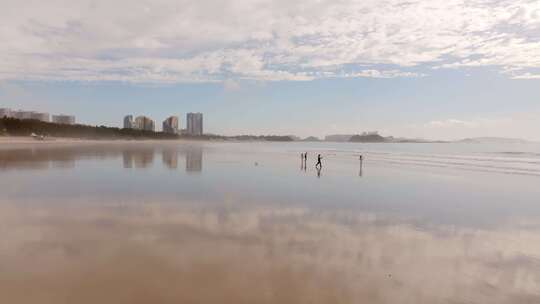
[0,0,539,139]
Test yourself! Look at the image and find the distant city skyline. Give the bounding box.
[2,76,539,141]
[0,1,539,140]
[123,113,197,134]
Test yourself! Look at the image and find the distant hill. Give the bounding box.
[349,133,386,143]
[302,136,321,142]
[457,137,530,144]
[324,134,354,142]
[325,132,443,143]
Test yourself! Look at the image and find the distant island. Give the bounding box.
[301,136,321,142]
[349,133,386,143]
[456,137,531,144]
[324,134,355,142]
[326,132,445,143]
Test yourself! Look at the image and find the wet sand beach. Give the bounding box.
[1,141,540,303]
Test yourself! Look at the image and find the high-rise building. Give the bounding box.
[135,116,155,132]
[186,113,203,136]
[162,116,179,134]
[0,108,11,118]
[124,115,134,129]
[2,109,48,121]
[31,112,50,122]
[52,115,76,125]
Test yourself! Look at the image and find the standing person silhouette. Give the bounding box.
[316,154,322,169]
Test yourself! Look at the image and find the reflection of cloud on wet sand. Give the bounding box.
[1,202,540,304]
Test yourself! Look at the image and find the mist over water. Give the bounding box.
[1,141,540,303]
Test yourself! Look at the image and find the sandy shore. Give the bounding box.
[0,136,204,144]
[0,136,118,148]
[0,136,210,150]
[0,136,84,144]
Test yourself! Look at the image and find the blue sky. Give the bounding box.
[0,0,539,140]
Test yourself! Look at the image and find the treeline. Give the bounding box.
[0,117,178,139]
[0,117,295,141]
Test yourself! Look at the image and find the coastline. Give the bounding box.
[0,136,214,149]
[0,136,445,145]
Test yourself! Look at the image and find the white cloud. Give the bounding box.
[508,72,540,79]
[0,0,539,83]
[425,119,481,128]
[344,70,426,79]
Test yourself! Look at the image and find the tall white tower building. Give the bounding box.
[186,113,203,136]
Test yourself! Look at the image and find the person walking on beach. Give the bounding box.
[316,154,322,169]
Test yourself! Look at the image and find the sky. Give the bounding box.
[0,0,539,140]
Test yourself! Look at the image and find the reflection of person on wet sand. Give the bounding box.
[316,165,322,178]
[359,154,363,177]
[315,154,322,169]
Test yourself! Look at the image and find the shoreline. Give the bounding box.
[0,136,216,148]
[5,136,530,146]
[0,136,449,145]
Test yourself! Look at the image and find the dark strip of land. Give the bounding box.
[0,117,294,141]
